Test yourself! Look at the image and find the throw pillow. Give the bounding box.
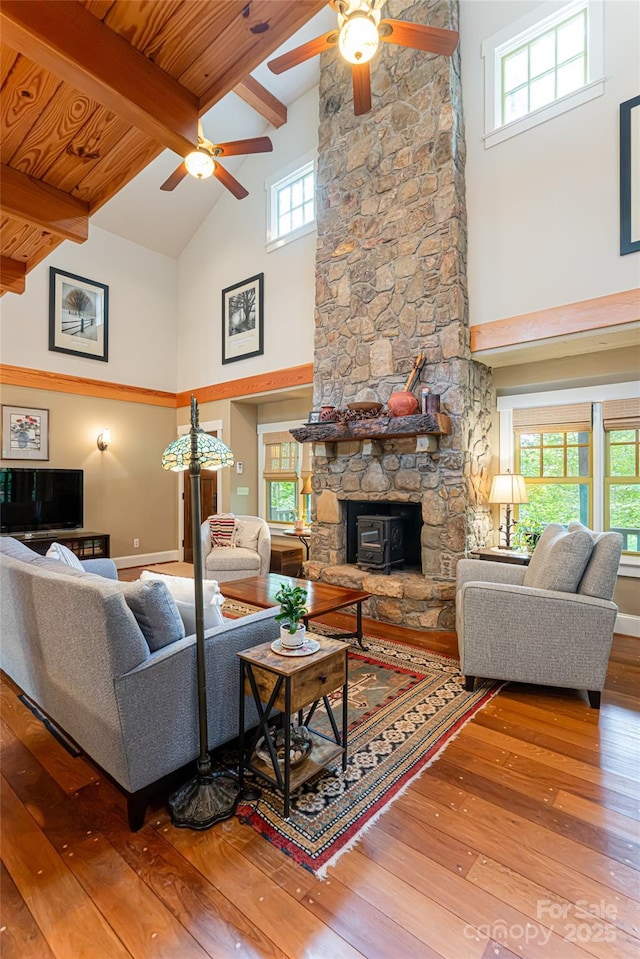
[234,518,262,551]
[209,513,236,548]
[120,580,185,652]
[523,523,594,593]
[139,570,225,635]
[46,542,84,570]
[567,521,622,600]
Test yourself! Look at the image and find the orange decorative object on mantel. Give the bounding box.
[387,391,418,416]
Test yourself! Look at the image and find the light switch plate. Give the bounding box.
[237,486,249,496]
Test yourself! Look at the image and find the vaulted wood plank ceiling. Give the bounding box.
[0,0,327,294]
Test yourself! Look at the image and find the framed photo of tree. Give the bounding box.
[49,267,109,361]
[221,273,264,365]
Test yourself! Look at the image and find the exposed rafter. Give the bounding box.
[1,165,89,243]
[0,256,26,295]
[233,77,287,129]
[0,0,198,158]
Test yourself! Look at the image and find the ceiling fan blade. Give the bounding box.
[379,19,459,57]
[352,62,372,116]
[214,136,273,158]
[160,162,188,192]
[197,117,204,143]
[213,162,249,200]
[268,31,338,74]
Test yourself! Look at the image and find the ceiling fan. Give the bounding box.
[268,0,459,116]
[160,121,273,199]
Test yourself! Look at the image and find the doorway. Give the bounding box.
[183,472,217,563]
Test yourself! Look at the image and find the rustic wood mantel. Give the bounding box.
[290,413,451,444]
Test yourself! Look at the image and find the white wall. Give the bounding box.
[176,87,319,392]
[461,0,640,327]
[0,226,179,392]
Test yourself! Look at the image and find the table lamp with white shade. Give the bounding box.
[488,470,528,549]
[161,396,237,829]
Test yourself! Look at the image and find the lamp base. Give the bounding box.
[168,771,241,830]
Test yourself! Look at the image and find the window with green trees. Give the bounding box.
[606,428,640,552]
[516,430,592,527]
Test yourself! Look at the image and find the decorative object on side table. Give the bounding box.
[274,583,309,649]
[1,405,49,460]
[49,267,108,362]
[488,470,529,549]
[256,724,313,768]
[161,395,238,829]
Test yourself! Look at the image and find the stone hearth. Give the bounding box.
[302,0,493,629]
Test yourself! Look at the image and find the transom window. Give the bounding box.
[266,156,316,252]
[502,7,587,125]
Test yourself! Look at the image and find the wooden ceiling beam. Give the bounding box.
[0,256,26,295]
[233,77,287,129]
[0,0,198,158]
[1,165,89,243]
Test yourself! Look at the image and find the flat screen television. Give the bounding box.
[0,467,84,533]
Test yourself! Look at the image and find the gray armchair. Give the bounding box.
[456,523,623,708]
[200,514,271,583]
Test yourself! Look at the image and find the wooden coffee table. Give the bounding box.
[222,573,371,650]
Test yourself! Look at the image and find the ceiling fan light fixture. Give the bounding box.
[338,12,379,64]
[185,148,215,180]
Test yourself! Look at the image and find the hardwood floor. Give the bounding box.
[1,568,638,958]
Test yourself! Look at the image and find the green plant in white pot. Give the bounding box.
[274,584,308,648]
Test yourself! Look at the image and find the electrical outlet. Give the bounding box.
[133,538,140,548]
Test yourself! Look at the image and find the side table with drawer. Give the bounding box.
[470,547,531,566]
[238,635,348,818]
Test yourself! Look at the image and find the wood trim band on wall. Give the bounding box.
[470,289,640,354]
[176,364,314,407]
[0,364,177,408]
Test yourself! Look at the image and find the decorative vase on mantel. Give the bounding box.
[387,392,418,417]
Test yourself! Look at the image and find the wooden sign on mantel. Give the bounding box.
[290,412,451,444]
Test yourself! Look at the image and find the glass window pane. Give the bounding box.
[504,87,529,123]
[557,14,584,63]
[303,173,314,201]
[610,444,637,477]
[278,187,291,214]
[530,33,555,77]
[291,180,303,208]
[303,200,314,223]
[519,433,540,448]
[610,429,636,443]
[520,449,541,476]
[565,431,579,444]
[503,49,528,92]
[557,56,585,97]
[542,432,563,446]
[519,483,589,527]
[608,484,640,551]
[279,211,291,235]
[530,72,556,111]
[542,447,564,477]
[267,480,298,523]
[566,447,580,476]
[291,207,303,230]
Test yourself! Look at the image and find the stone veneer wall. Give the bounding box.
[307,0,493,628]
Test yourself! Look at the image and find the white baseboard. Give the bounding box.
[615,613,640,638]
[113,549,179,570]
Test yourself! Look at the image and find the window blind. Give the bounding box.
[263,431,299,479]
[602,398,640,432]
[513,403,592,434]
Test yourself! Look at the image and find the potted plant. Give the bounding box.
[274,584,308,648]
[512,521,544,553]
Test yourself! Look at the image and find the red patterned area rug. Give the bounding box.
[225,601,501,878]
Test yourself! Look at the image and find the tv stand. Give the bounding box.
[12,531,110,559]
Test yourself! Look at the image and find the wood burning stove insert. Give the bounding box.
[345,501,422,574]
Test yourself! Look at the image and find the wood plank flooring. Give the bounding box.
[1,567,638,958]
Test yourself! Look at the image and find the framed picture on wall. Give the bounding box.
[221,273,264,365]
[1,405,49,460]
[620,95,640,255]
[49,267,109,361]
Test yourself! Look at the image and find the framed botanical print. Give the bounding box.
[1,405,49,460]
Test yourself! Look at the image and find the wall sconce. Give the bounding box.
[97,429,111,452]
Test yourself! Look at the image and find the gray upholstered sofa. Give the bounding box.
[0,536,280,828]
[456,523,623,708]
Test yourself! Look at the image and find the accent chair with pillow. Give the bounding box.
[456,523,623,708]
[200,514,271,583]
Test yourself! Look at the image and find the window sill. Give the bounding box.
[484,77,605,149]
[619,555,640,578]
[266,220,315,254]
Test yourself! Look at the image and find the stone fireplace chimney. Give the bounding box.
[306,0,493,629]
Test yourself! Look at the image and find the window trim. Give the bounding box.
[482,0,605,149]
[497,381,640,576]
[265,151,316,253]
